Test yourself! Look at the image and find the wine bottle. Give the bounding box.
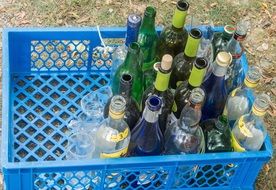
[112,42,144,103]
[226,20,249,93]
[223,66,261,127]
[170,28,202,89]
[95,95,130,158]
[104,74,140,130]
[142,54,174,134]
[201,52,232,121]
[173,57,208,119]
[164,88,205,154]
[128,95,164,156]
[231,94,270,151]
[138,6,159,90]
[157,0,189,59]
[110,14,142,84]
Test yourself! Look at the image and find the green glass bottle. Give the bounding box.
[170,28,202,89]
[138,6,159,90]
[112,42,144,103]
[157,0,189,60]
[173,57,208,118]
[142,54,174,134]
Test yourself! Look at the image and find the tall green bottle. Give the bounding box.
[112,42,143,103]
[138,6,158,90]
[157,0,189,60]
[173,57,208,118]
[170,28,202,89]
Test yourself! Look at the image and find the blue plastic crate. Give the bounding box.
[1,27,273,190]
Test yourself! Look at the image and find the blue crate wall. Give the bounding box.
[2,27,273,190]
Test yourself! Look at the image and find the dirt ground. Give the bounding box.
[0,0,275,189]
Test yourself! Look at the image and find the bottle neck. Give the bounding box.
[222,31,232,41]
[172,7,187,29]
[119,84,131,100]
[154,68,171,92]
[188,65,206,88]
[184,33,201,58]
[140,16,155,32]
[124,48,140,67]
[143,106,160,123]
[212,61,228,77]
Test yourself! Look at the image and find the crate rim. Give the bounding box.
[1,26,273,173]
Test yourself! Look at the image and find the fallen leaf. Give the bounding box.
[68,12,80,19]
[171,1,177,5]
[264,77,273,84]
[271,88,276,96]
[76,16,90,24]
[267,109,276,117]
[264,164,270,174]
[210,2,218,8]
[261,3,268,10]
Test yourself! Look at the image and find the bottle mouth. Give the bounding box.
[144,6,156,17]
[194,57,208,69]
[177,1,189,11]
[224,25,236,35]
[147,95,162,111]
[190,28,202,39]
[189,88,205,105]
[121,74,133,85]
[128,14,142,26]
[110,95,126,116]
[129,42,140,52]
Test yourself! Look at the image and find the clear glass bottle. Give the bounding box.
[104,74,140,130]
[170,28,202,89]
[231,94,270,151]
[223,66,261,127]
[173,57,208,119]
[138,6,159,90]
[142,54,174,134]
[226,20,250,93]
[112,42,144,103]
[110,14,142,84]
[201,52,232,121]
[95,95,130,158]
[157,1,189,59]
[164,88,205,155]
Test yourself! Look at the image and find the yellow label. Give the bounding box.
[238,116,253,137]
[184,34,201,58]
[155,71,171,92]
[231,88,238,97]
[109,110,124,120]
[252,106,266,117]
[110,128,129,143]
[172,8,187,29]
[231,133,245,152]
[244,78,258,88]
[176,81,183,87]
[100,147,128,158]
[172,101,177,112]
[188,66,206,87]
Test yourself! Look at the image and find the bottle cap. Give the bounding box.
[224,25,236,35]
[160,54,173,71]
[252,94,270,117]
[216,52,232,67]
[188,57,208,87]
[176,0,189,11]
[146,95,162,112]
[127,14,142,28]
[244,66,261,88]
[144,6,156,17]
[234,20,250,41]
[189,88,205,105]
[109,95,126,119]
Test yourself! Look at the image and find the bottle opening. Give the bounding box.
[190,88,205,105]
[147,96,162,111]
[224,25,236,34]
[190,28,202,39]
[130,42,140,51]
[195,57,208,69]
[177,1,189,11]
[121,74,133,83]
[110,95,126,113]
[145,6,156,17]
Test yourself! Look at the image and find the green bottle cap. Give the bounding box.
[172,1,189,29]
[184,28,202,57]
[188,57,208,87]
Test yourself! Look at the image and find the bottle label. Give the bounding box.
[231,133,245,152]
[155,71,171,91]
[238,116,253,137]
[172,8,187,29]
[188,66,206,87]
[110,128,129,143]
[184,35,201,58]
[100,147,128,158]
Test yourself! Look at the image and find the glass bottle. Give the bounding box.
[231,94,270,151]
[128,95,164,156]
[201,116,233,153]
[164,88,205,154]
[142,54,174,134]
[138,6,159,90]
[104,74,140,130]
[112,42,143,103]
[157,0,189,59]
[201,52,232,121]
[110,14,142,84]
[95,95,130,158]
[223,66,261,127]
[170,28,202,89]
[226,20,250,93]
[173,57,208,119]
